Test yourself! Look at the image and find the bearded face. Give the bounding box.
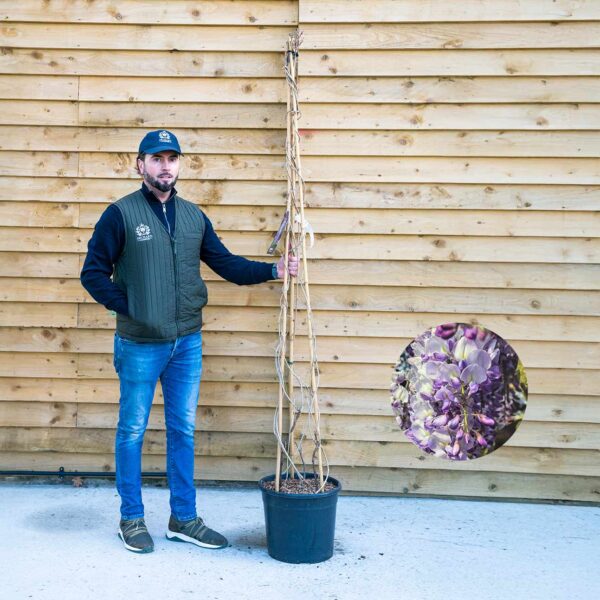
[143,170,179,193]
[138,151,180,194]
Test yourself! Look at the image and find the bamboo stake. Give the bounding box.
[274,30,325,492]
[288,32,324,490]
[274,39,294,493]
[287,242,298,478]
[286,38,299,480]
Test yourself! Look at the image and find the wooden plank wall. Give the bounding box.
[0,0,598,501]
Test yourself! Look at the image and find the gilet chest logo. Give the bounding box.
[135,223,153,242]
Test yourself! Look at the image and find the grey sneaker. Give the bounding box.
[118,517,154,553]
[166,515,228,549]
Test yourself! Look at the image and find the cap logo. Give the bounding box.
[158,130,171,142]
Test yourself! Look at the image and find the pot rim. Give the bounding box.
[258,472,341,498]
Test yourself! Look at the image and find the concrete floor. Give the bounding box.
[1,479,598,600]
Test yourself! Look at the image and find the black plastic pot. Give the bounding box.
[258,472,341,564]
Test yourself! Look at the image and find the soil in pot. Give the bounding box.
[260,476,338,494]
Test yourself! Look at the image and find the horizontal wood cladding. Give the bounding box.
[3,0,599,26]
[16,254,600,292]
[300,22,600,49]
[2,274,600,316]
[0,353,598,396]
[297,77,600,104]
[0,24,297,51]
[4,75,600,103]
[0,427,599,478]
[1,229,598,263]
[77,102,600,130]
[0,1,598,500]
[2,178,598,210]
[2,126,600,158]
[1,49,289,77]
[1,327,599,369]
[13,254,600,289]
[0,302,599,343]
[0,402,598,451]
[2,151,599,184]
[299,1,600,23]
[0,379,597,423]
[1,1,298,25]
[3,98,600,130]
[2,22,599,50]
[2,450,598,501]
[3,48,600,77]
[1,200,599,237]
[300,50,600,77]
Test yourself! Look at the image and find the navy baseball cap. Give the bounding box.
[138,129,183,155]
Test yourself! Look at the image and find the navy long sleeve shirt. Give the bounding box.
[80,183,277,316]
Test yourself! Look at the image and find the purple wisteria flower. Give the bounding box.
[389,323,528,460]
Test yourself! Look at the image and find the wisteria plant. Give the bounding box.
[390,323,527,460]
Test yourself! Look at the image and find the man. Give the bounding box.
[80,129,298,554]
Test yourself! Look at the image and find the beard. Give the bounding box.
[143,171,179,193]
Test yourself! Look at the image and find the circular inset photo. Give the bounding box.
[389,323,527,460]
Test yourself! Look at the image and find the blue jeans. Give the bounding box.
[113,330,202,521]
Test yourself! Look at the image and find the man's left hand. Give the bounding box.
[277,254,299,278]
